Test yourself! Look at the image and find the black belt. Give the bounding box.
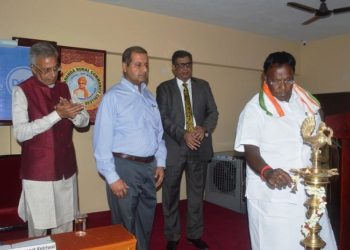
[113,152,155,163]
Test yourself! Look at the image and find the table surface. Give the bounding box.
[10,224,137,250]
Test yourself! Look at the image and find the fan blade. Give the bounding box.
[302,15,320,25]
[287,2,317,13]
[333,6,350,14]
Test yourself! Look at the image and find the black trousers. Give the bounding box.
[106,157,156,250]
[162,150,208,241]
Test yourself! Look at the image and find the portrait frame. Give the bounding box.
[59,46,106,124]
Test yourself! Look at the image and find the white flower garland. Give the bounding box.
[290,174,300,193]
[301,186,327,237]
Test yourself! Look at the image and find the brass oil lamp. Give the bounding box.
[291,115,338,250]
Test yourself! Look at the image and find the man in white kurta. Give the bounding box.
[235,91,337,250]
[234,51,337,250]
[12,42,89,237]
[13,85,89,237]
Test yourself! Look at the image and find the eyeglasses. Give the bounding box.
[269,78,295,86]
[32,64,61,75]
[175,62,192,69]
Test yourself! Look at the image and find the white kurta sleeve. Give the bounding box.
[234,99,265,152]
[69,94,90,128]
[70,109,89,128]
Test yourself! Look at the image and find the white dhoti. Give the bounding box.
[18,174,78,231]
[247,198,338,250]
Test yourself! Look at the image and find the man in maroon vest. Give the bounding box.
[12,42,89,237]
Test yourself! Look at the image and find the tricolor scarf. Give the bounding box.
[259,82,320,117]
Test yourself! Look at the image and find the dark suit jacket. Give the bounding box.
[156,77,219,165]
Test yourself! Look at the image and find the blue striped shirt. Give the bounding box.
[93,77,166,184]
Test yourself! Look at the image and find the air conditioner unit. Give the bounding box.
[205,151,246,214]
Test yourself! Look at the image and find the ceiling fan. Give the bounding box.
[287,0,350,25]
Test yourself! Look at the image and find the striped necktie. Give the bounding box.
[183,83,194,132]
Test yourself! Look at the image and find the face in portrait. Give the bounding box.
[74,76,91,98]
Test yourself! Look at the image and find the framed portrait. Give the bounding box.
[60,46,106,123]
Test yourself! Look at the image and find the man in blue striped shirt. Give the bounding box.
[93,46,166,250]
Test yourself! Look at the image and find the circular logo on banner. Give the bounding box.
[6,66,32,94]
[64,67,102,109]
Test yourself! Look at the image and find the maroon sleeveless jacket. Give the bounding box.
[19,76,77,181]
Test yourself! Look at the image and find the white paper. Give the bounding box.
[10,236,56,250]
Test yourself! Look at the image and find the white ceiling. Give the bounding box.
[92,0,350,42]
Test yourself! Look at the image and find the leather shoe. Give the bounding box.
[166,240,179,250]
[187,238,209,250]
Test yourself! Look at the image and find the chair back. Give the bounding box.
[0,154,25,230]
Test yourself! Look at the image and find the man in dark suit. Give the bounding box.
[156,50,218,250]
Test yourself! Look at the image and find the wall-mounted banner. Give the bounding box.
[60,46,106,123]
[0,46,32,123]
